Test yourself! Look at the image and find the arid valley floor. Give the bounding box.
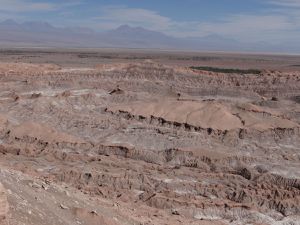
[0,49,300,225]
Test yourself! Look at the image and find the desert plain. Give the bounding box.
[0,48,299,225]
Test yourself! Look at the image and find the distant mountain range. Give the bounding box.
[0,19,298,53]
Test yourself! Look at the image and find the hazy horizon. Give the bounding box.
[0,0,300,53]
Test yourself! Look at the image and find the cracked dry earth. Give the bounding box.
[0,59,300,225]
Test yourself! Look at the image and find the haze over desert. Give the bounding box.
[1,0,300,224]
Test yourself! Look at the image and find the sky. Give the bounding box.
[0,0,300,44]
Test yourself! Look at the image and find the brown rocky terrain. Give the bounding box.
[0,50,299,224]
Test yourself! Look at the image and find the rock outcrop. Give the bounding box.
[0,183,9,223]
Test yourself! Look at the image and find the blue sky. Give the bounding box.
[0,0,300,44]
